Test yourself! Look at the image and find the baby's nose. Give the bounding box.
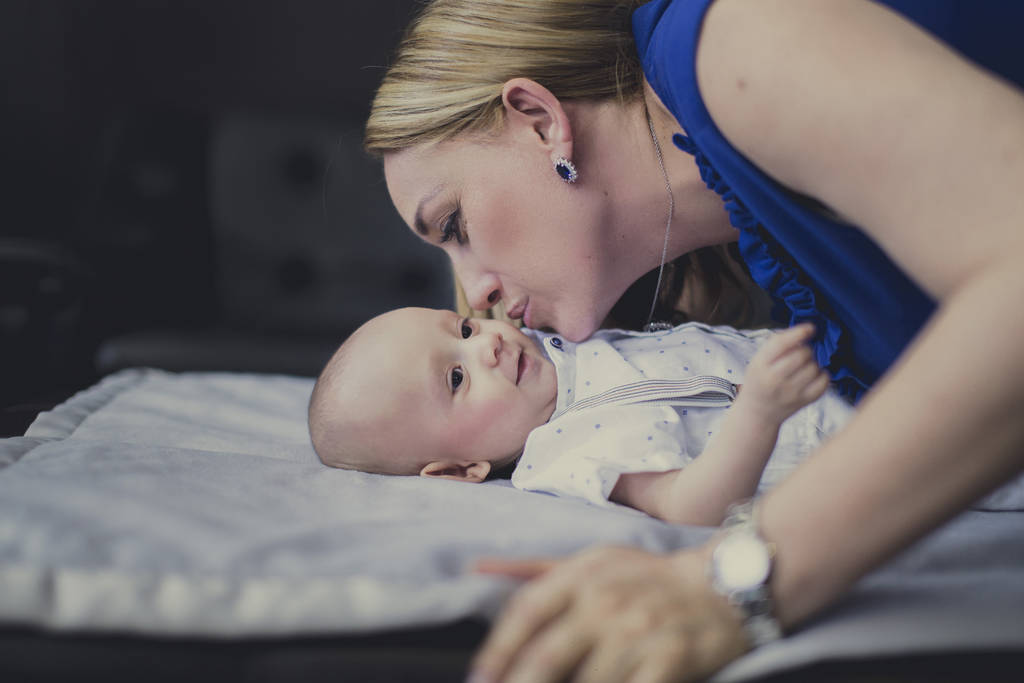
[483,332,503,365]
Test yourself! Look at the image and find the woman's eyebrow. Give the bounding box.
[413,185,444,236]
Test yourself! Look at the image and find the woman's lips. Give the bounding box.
[505,300,526,320]
[503,299,528,325]
[522,301,535,329]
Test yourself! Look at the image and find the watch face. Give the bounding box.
[715,532,771,589]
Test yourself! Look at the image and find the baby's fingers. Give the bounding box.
[783,358,829,395]
[770,343,816,378]
[756,323,815,365]
[801,369,831,402]
[778,322,816,348]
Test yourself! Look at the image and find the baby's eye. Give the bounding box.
[460,319,473,339]
[451,367,464,392]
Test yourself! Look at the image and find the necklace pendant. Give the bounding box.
[643,321,674,333]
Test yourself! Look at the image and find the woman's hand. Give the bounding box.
[470,545,750,683]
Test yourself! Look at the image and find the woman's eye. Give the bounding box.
[450,367,464,392]
[440,209,466,245]
[460,320,473,339]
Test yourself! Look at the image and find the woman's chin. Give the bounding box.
[535,303,606,341]
[553,317,602,343]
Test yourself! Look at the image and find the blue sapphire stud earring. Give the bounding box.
[554,157,578,184]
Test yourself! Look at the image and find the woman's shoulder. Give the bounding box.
[636,0,898,169]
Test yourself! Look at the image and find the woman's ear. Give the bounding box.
[501,77,574,164]
[419,460,492,483]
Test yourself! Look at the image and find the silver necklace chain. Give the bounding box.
[643,110,675,333]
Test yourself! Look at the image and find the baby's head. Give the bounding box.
[309,307,557,481]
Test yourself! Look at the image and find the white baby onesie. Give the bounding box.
[512,323,854,509]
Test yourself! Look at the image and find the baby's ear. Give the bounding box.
[419,460,492,483]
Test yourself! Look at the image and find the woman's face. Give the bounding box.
[384,134,634,342]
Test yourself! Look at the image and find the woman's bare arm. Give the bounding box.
[697,0,1024,627]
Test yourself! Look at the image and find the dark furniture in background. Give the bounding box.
[1,0,450,434]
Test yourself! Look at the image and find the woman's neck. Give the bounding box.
[643,80,737,257]
[572,88,736,284]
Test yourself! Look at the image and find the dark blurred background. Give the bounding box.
[1,0,453,434]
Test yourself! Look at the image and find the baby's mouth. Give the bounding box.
[516,351,527,385]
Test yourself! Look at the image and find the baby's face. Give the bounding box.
[345,307,558,474]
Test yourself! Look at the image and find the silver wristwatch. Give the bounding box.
[708,500,782,647]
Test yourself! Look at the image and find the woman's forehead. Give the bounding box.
[384,142,455,187]
[384,147,451,229]
[383,137,490,199]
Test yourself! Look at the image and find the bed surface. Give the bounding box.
[1,369,1022,681]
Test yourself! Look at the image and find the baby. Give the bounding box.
[308,307,853,526]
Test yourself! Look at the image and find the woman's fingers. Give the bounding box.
[469,546,750,683]
[504,611,595,683]
[571,556,748,683]
[471,561,581,682]
[471,547,637,682]
[574,633,644,683]
[474,557,558,579]
[625,631,696,683]
[573,598,674,683]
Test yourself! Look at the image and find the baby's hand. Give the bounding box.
[737,324,830,425]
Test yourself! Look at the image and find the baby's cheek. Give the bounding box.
[472,397,535,442]
[448,399,505,442]
[474,396,519,428]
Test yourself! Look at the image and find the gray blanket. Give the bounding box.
[1,369,1021,681]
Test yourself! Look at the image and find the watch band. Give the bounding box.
[710,500,783,647]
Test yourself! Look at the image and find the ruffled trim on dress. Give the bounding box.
[673,133,866,402]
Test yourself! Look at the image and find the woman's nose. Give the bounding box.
[455,263,502,311]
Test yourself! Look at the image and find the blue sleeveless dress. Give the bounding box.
[632,0,1024,401]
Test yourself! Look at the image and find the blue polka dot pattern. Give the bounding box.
[515,323,782,507]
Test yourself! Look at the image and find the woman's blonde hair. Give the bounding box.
[365,0,646,156]
[367,0,772,329]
